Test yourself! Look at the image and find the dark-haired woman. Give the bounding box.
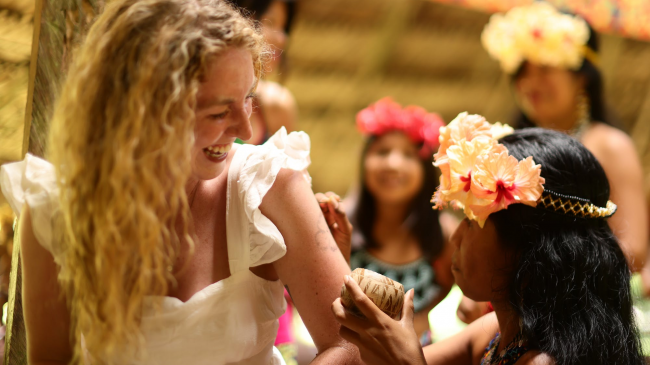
[482,2,648,272]
[230,0,297,145]
[338,98,458,343]
[332,113,644,365]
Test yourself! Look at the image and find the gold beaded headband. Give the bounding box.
[537,190,617,219]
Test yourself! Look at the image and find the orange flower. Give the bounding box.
[469,152,545,227]
[447,138,504,202]
[435,112,492,162]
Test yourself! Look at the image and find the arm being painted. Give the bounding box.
[261,169,361,364]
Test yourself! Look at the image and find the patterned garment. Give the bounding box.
[349,250,440,313]
[481,332,529,365]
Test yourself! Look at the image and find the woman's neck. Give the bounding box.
[492,300,523,355]
[369,201,420,258]
[373,201,410,231]
[185,178,201,205]
[533,112,578,133]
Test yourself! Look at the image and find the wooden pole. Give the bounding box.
[4,0,44,362]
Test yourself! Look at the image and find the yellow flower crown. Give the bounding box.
[431,112,617,226]
[481,2,598,74]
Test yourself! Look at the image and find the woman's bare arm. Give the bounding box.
[20,205,72,364]
[260,169,361,364]
[424,312,498,365]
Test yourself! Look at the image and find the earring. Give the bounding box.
[571,90,591,140]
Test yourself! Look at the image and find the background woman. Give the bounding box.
[231,0,298,145]
[343,97,457,343]
[482,2,648,272]
[333,115,644,365]
[0,0,360,363]
[452,3,650,327]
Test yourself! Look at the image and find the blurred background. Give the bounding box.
[2,0,650,194]
[0,0,649,360]
[282,0,650,195]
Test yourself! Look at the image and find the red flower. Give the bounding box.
[356,97,444,158]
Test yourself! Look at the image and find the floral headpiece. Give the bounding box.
[432,112,617,226]
[481,2,598,74]
[357,97,445,159]
[431,112,543,227]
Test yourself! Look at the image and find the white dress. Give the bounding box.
[0,127,311,365]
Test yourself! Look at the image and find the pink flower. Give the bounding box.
[469,152,545,227]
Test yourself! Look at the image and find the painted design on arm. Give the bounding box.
[314,215,338,252]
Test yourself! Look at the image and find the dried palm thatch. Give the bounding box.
[27,0,104,157]
[0,10,31,164]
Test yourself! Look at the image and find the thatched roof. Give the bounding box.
[284,0,650,195]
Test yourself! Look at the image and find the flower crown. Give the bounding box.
[481,2,598,74]
[357,97,445,158]
[432,112,617,226]
[432,112,543,227]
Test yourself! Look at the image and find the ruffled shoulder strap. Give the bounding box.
[0,154,62,263]
[226,127,311,272]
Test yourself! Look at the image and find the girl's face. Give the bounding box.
[363,132,424,205]
[260,1,288,73]
[450,218,514,302]
[191,47,255,180]
[515,62,585,127]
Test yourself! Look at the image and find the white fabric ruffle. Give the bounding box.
[235,127,311,267]
[0,154,62,263]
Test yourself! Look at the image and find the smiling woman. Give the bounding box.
[0,0,361,364]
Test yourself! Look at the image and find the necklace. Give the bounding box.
[481,332,528,365]
[570,91,591,140]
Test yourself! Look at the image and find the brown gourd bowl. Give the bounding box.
[340,268,405,320]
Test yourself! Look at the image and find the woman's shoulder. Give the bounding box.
[1,154,61,260]
[581,122,642,177]
[582,123,636,159]
[228,129,312,267]
[515,351,555,365]
[230,128,311,192]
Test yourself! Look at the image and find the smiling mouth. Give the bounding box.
[203,143,232,160]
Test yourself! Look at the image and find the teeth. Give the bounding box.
[203,143,232,158]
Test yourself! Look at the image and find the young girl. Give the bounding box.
[343,98,457,343]
[0,0,359,363]
[333,113,644,365]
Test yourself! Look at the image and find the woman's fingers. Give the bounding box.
[401,289,415,325]
[331,298,371,334]
[339,324,362,347]
[343,275,387,321]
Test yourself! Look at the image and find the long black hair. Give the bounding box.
[490,128,643,365]
[513,24,612,129]
[352,135,445,260]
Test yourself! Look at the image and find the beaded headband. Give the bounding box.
[538,190,617,219]
[431,112,616,226]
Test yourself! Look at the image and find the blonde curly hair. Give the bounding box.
[46,0,268,362]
